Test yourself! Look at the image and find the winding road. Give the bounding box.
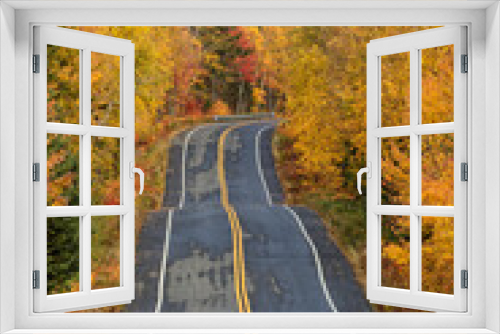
[125,121,370,312]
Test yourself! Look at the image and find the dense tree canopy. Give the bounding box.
[47,26,454,305]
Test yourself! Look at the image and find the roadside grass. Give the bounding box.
[300,193,368,286]
[272,126,421,313]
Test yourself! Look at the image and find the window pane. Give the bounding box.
[381,215,410,290]
[91,216,121,290]
[421,45,454,124]
[47,134,79,206]
[47,217,80,295]
[381,52,410,127]
[421,133,454,206]
[421,217,454,294]
[47,45,80,124]
[381,137,410,205]
[91,137,120,205]
[91,52,121,127]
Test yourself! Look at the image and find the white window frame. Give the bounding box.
[365,26,467,312]
[33,26,136,313]
[0,1,499,333]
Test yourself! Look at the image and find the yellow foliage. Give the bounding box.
[265,26,454,298]
[209,100,231,116]
[252,87,267,105]
[383,244,410,266]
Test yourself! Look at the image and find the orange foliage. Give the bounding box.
[47,26,455,308]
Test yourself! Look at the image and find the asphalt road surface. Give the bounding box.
[125,121,370,312]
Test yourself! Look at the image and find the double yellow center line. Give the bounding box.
[217,124,251,313]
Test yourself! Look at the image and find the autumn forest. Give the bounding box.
[46,26,454,312]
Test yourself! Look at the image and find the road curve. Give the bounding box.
[126,121,370,312]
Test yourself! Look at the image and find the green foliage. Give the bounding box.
[47,217,80,295]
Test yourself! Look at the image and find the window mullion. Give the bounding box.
[82,214,91,294]
[413,123,454,135]
[82,47,92,294]
[373,123,454,138]
[82,47,91,210]
[409,47,420,295]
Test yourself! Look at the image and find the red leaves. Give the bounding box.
[234,53,258,82]
[228,27,259,83]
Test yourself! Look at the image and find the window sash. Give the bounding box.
[33,26,136,313]
[366,26,468,312]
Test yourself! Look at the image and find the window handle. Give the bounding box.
[357,162,371,195]
[129,162,144,195]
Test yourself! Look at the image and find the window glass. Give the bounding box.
[92,216,121,290]
[421,45,454,124]
[381,137,410,205]
[421,217,454,294]
[381,215,410,290]
[47,45,80,124]
[47,134,80,206]
[421,134,454,206]
[47,217,80,295]
[91,52,121,127]
[381,52,410,127]
[91,137,120,205]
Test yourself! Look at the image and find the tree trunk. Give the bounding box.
[237,74,244,114]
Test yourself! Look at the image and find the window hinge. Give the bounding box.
[33,54,40,73]
[461,54,468,73]
[33,163,40,182]
[461,270,468,289]
[33,270,40,289]
[461,162,468,181]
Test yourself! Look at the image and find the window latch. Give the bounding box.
[357,162,372,195]
[129,162,144,195]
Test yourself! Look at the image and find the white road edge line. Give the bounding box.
[179,122,234,208]
[255,124,274,206]
[158,123,224,312]
[179,125,206,209]
[283,205,339,313]
[254,122,338,312]
[155,209,174,313]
